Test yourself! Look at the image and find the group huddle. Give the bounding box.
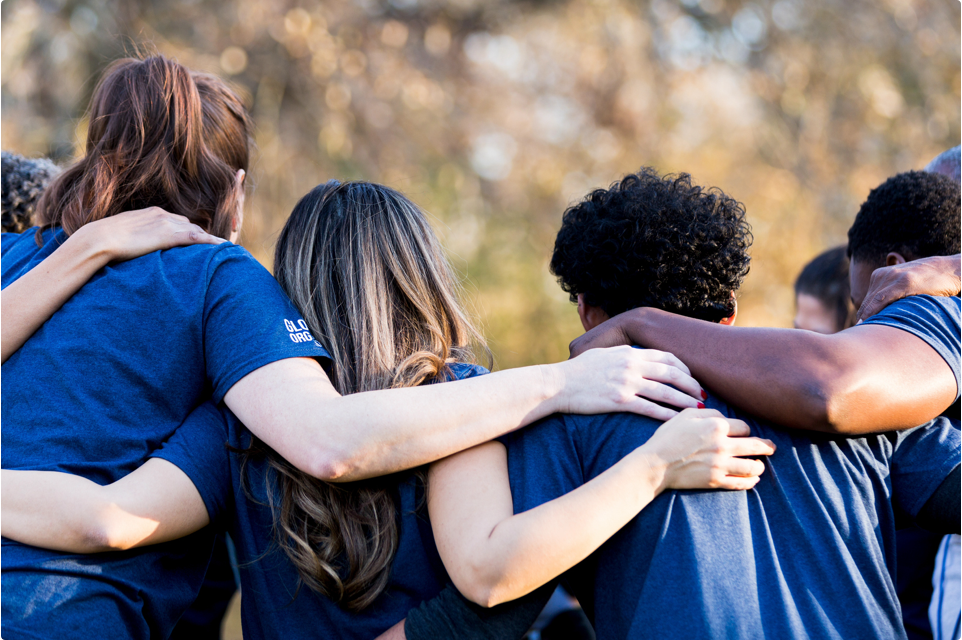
[1,54,960,640]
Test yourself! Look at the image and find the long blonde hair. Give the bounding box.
[266,180,488,610]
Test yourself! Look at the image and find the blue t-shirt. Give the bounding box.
[502,296,962,640]
[152,363,489,640]
[1,228,331,640]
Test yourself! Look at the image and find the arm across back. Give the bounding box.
[569,296,960,434]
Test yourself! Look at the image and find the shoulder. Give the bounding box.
[863,294,960,330]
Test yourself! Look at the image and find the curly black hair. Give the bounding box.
[550,167,753,322]
[847,170,961,265]
[1,151,61,233]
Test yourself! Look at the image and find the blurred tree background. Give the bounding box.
[3,0,960,370]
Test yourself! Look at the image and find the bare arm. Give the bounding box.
[224,346,708,482]
[0,459,209,553]
[569,308,957,434]
[856,254,961,321]
[1,208,224,363]
[428,409,775,607]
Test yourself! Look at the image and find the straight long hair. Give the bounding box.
[266,181,488,611]
[34,55,251,238]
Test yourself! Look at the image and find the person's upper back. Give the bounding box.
[150,362,489,640]
[503,295,961,640]
[1,227,328,640]
[505,401,959,640]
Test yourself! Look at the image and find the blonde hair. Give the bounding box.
[266,180,489,610]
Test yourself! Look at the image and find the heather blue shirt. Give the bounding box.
[1,228,330,640]
[152,363,489,640]
[502,296,961,640]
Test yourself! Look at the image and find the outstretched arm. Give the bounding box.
[224,346,709,482]
[569,309,957,434]
[1,208,224,363]
[0,459,209,553]
[428,408,774,607]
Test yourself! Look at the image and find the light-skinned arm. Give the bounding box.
[1,208,224,363]
[0,459,208,553]
[3,211,711,483]
[568,309,957,434]
[428,408,775,608]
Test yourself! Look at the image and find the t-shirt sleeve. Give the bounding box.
[203,245,332,403]
[150,402,234,523]
[890,419,962,519]
[862,295,962,402]
[500,415,584,514]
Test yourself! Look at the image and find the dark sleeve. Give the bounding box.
[203,245,331,403]
[405,582,556,640]
[915,464,961,535]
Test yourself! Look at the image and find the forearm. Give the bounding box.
[227,360,564,482]
[1,228,109,363]
[454,449,664,607]
[610,308,953,434]
[1,470,122,552]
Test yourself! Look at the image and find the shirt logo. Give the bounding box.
[284,318,316,344]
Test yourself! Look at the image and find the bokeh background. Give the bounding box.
[2,0,960,373]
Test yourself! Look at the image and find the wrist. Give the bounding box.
[538,363,567,416]
[69,223,114,266]
[628,447,670,499]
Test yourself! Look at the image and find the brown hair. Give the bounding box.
[34,55,251,238]
[264,181,489,611]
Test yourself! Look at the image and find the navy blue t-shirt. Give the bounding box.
[1,228,330,640]
[152,363,489,640]
[507,412,959,640]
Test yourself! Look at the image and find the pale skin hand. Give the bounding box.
[0,207,225,363]
[0,459,209,553]
[428,408,775,608]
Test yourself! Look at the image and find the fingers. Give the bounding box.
[634,379,701,410]
[723,456,767,478]
[634,362,703,401]
[856,289,896,323]
[624,397,680,422]
[635,349,692,377]
[713,475,761,491]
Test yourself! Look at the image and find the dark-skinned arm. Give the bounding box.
[568,308,957,434]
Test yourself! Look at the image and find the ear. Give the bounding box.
[885,251,907,266]
[577,294,611,331]
[719,297,738,326]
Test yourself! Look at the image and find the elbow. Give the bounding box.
[449,562,512,609]
[305,447,358,482]
[78,519,129,553]
[795,376,858,434]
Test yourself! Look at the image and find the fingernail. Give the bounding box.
[697,402,705,409]
[700,389,707,400]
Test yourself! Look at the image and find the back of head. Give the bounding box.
[847,170,961,266]
[551,167,752,322]
[925,146,961,182]
[1,152,61,233]
[268,180,488,611]
[794,246,854,332]
[34,55,251,239]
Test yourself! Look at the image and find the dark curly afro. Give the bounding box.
[1,151,61,233]
[550,167,752,323]
[847,170,960,265]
